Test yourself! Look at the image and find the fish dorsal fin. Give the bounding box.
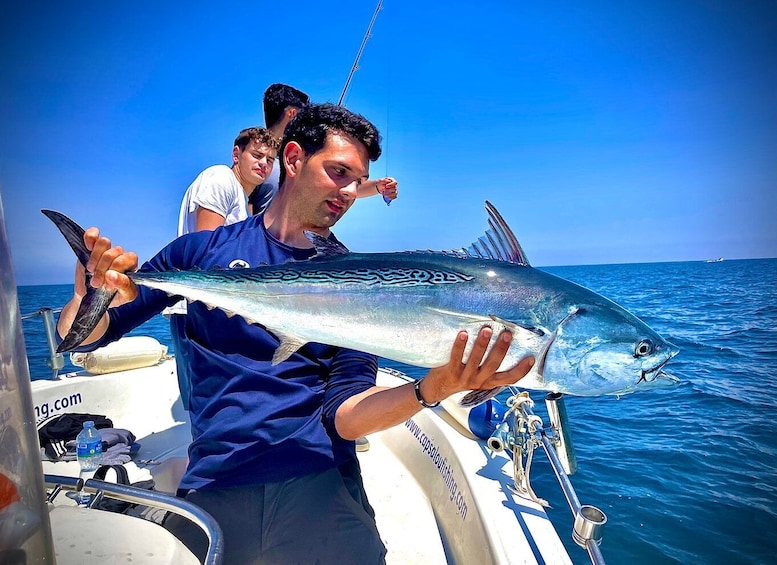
[303,231,350,258]
[462,201,530,266]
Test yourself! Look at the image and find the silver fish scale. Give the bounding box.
[254,267,474,287]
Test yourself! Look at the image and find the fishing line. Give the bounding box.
[337,0,390,203]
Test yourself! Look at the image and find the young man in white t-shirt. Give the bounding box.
[167,127,280,408]
[178,127,279,232]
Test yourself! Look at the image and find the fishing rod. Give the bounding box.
[337,0,383,106]
[337,0,392,206]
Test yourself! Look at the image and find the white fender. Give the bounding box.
[70,336,168,374]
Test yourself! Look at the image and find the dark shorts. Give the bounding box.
[164,467,386,565]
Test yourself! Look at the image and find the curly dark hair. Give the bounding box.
[233,127,281,152]
[279,103,382,185]
[263,84,310,129]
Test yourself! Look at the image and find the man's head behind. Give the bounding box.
[279,103,382,185]
[263,84,310,129]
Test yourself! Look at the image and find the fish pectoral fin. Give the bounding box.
[488,314,547,337]
[271,334,308,366]
[425,309,549,341]
[427,307,492,324]
[459,386,505,408]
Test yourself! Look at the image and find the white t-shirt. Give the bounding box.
[165,164,250,316]
[177,165,249,236]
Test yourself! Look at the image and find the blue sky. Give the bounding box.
[1,1,775,286]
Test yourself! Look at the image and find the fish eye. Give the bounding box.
[634,339,655,358]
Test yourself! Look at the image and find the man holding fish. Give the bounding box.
[54,103,534,564]
[249,82,399,216]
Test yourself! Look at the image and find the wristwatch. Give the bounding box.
[413,378,440,408]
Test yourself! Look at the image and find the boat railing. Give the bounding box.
[488,389,607,565]
[22,307,64,380]
[45,474,224,565]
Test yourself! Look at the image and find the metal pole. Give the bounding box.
[40,307,64,379]
[545,392,577,474]
[540,434,582,514]
[22,306,64,380]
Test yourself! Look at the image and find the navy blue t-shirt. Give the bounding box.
[90,215,378,490]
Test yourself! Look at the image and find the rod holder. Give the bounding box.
[487,422,512,452]
[40,307,64,379]
[545,392,577,475]
[572,504,607,548]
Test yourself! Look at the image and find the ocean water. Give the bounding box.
[19,286,172,379]
[17,258,777,564]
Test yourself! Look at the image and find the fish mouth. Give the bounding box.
[636,350,678,386]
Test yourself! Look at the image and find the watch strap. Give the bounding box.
[413,378,440,408]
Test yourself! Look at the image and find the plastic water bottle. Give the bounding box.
[76,421,102,472]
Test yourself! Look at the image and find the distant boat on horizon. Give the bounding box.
[706,257,724,263]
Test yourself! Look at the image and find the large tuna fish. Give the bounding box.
[43,203,678,399]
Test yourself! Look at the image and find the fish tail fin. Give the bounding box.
[41,210,116,352]
[41,210,92,267]
[459,386,505,408]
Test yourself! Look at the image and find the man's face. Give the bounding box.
[289,133,370,230]
[234,140,277,187]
